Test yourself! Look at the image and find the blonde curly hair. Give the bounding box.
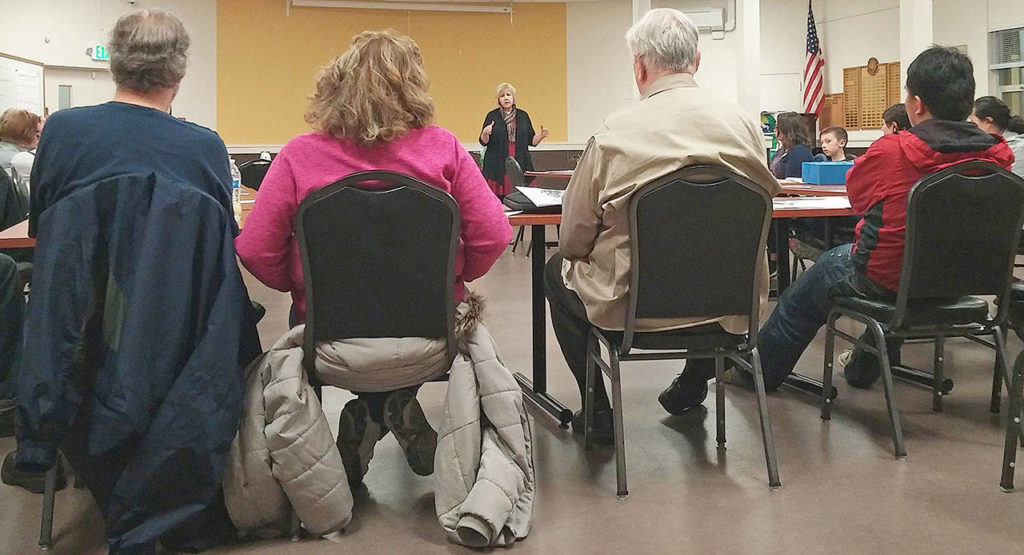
[305,30,434,147]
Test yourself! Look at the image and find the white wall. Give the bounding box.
[565,0,747,143]
[566,0,633,142]
[0,0,217,130]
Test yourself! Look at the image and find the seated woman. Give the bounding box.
[236,30,511,484]
[0,109,42,175]
[970,96,1024,177]
[769,111,813,179]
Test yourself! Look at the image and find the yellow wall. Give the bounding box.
[217,0,567,145]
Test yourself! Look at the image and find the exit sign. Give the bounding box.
[91,44,109,61]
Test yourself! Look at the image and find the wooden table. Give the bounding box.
[509,198,854,425]
[0,219,31,249]
[779,183,848,197]
[0,187,257,250]
[524,170,574,179]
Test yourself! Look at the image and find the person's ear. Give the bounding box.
[693,51,701,73]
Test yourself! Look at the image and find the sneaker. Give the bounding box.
[571,408,614,446]
[337,399,386,485]
[382,390,437,477]
[658,373,710,416]
[1,450,67,494]
[839,348,881,389]
[788,237,825,262]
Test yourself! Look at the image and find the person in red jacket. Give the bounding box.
[755,46,1015,392]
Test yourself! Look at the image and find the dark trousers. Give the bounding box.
[0,253,24,405]
[545,254,715,411]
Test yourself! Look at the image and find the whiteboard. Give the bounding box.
[0,53,45,116]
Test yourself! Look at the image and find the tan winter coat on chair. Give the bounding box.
[433,323,535,547]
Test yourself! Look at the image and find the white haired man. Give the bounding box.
[545,8,780,444]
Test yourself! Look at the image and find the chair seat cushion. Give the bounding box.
[598,323,746,351]
[1009,282,1024,325]
[835,295,989,327]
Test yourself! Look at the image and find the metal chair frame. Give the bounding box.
[819,161,1024,491]
[582,165,781,497]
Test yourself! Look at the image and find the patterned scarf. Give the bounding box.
[503,107,517,144]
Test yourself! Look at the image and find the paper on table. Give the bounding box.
[778,177,804,183]
[504,210,523,217]
[772,196,851,210]
[516,186,563,207]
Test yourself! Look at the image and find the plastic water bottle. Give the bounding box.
[229,158,242,223]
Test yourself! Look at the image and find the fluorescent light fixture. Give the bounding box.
[291,0,511,14]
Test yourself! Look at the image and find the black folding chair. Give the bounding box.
[819,161,1024,490]
[583,165,780,497]
[295,170,459,386]
[506,157,528,254]
[238,159,272,191]
[505,156,557,255]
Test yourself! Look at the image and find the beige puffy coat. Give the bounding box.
[222,327,354,537]
[433,323,535,547]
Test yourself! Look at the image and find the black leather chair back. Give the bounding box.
[238,159,272,190]
[505,157,527,189]
[893,161,1024,327]
[296,171,459,368]
[623,165,773,351]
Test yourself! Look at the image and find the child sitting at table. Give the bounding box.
[819,126,855,161]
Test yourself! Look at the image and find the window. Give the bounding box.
[990,28,1024,115]
[58,85,72,111]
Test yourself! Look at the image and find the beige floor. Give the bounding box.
[3,246,1024,554]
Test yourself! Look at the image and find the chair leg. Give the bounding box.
[608,350,627,498]
[932,335,945,413]
[290,509,301,541]
[511,226,525,254]
[822,313,837,421]
[715,355,726,446]
[1000,349,1024,492]
[867,320,906,458]
[750,348,781,489]
[39,463,57,550]
[584,337,597,452]
[992,329,1004,414]
[993,327,1024,447]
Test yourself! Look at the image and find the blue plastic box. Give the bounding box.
[801,161,854,185]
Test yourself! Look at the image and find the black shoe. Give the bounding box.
[571,408,614,446]
[1,450,67,494]
[658,373,710,416]
[0,408,14,438]
[840,349,881,389]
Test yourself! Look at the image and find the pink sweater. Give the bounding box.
[235,127,512,322]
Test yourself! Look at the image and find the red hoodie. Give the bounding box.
[846,119,1015,291]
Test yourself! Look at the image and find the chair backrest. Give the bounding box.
[622,165,773,353]
[296,171,460,370]
[505,156,527,189]
[0,167,28,231]
[238,159,272,190]
[892,160,1024,328]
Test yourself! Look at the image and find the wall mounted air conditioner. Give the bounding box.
[684,7,725,32]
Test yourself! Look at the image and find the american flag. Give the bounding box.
[802,1,825,115]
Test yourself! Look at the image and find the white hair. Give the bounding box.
[625,8,699,73]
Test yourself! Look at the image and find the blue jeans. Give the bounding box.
[758,244,901,392]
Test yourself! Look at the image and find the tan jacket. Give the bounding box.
[434,323,534,547]
[560,72,781,333]
[223,328,353,537]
